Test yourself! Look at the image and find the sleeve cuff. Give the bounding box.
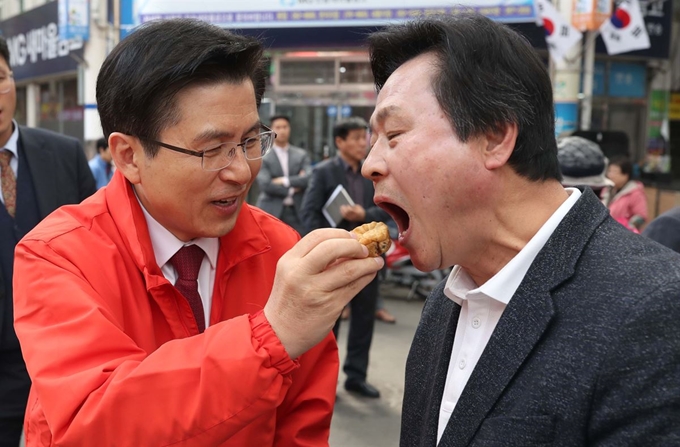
[250,310,299,375]
[282,177,290,188]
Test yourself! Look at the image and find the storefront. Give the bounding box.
[0,1,85,142]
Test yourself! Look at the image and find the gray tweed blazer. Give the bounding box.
[401,188,680,447]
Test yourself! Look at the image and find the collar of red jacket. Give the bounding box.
[104,171,272,289]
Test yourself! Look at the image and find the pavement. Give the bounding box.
[329,284,425,447]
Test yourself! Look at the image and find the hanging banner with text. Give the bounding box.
[58,0,90,41]
[130,0,538,30]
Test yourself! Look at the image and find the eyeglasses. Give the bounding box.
[0,72,14,95]
[139,126,276,171]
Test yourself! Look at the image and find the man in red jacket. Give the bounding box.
[12,19,383,446]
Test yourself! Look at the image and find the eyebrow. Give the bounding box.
[370,105,404,131]
[191,120,262,145]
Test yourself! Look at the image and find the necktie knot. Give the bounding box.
[0,150,11,167]
[170,245,204,281]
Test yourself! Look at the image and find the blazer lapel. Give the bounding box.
[266,150,284,178]
[18,127,59,219]
[332,156,349,191]
[422,293,462,447]
[439,188,610,446]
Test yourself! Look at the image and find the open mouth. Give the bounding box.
[378,202,410,236]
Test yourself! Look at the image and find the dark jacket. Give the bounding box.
[301,155,389,232]
[255,145,311,220]
[402,188,680,446]
[0,126,95,414]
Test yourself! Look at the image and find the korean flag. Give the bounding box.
[600,0,651,55]
[535,0,583,63]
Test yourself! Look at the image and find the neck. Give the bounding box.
[461,177,569,286]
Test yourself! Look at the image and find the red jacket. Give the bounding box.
[13,172,338,446]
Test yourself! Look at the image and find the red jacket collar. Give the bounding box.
[104,171,271,288]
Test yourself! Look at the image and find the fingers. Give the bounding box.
[320,256,384,292]
[288,228,356,258]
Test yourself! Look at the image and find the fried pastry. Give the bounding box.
[351,221,392,257]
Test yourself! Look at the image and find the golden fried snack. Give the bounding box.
[351,221,392,257]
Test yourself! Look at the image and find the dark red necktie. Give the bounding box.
[170,245,206,332]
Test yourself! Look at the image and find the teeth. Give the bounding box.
[398,232,404,239]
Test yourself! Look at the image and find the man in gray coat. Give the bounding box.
[362,14,680,446]
[256,115,311,235]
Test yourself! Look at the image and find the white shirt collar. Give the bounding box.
[445,188,582,305]
[3,120,19,157]
[135,192,219,271]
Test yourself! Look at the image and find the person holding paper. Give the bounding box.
[301,117,390,398]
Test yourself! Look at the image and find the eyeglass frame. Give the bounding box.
[137,125,276,171]
[0,71,14,95]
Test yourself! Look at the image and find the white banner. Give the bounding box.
[132,0,538,28]
[599,0,650,55]
[535,0,583,62]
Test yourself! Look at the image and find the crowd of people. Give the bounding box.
[0,12,679,447]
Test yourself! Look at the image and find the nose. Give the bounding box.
[361,143,386,181]
[219,148,252,185]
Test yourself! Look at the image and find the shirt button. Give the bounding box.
[472,317,481,328]
[459,359,466,369]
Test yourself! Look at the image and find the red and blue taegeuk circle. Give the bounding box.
[610,8,631,29]
[543,18,555,36]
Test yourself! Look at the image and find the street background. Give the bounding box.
[330,284,424,447]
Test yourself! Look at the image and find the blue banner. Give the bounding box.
[58,0,89,41]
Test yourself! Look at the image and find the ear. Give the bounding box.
[482,122,518,171]
[109,132,145,184]
[334,136,344,150]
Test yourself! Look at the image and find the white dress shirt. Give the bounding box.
[272,144,295,206]
[137,196,219,328]
[436,188,581,442]
[0,121,20,206]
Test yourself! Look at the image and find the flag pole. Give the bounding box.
[580,30,597,131]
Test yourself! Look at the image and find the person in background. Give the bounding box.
[302,116,390,399]
[556,135,614,197]
[0,36,96,447]
[602,155,648,232]
[89,137,114,189]
[643,206,680,253]
[256,115,311,235]
[12,19,382,446]
[364,13,680,446]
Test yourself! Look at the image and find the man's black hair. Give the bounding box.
[368,13,561,182]
[333,117,368,144]
[269,115,291,125]
[96,137,108,152]
[96,19,266,157]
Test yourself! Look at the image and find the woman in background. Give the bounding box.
[603,156,648,232]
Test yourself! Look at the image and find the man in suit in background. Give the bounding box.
[89,137,114,189]
[256,115,311,235]
[0,36,96,447]
[302,117,390,399]
[363,14,680,445]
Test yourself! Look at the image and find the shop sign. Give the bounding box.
[572,0,612,31]
[607,62,646,98]
[670,93,680,121]
[0,1,83,81]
